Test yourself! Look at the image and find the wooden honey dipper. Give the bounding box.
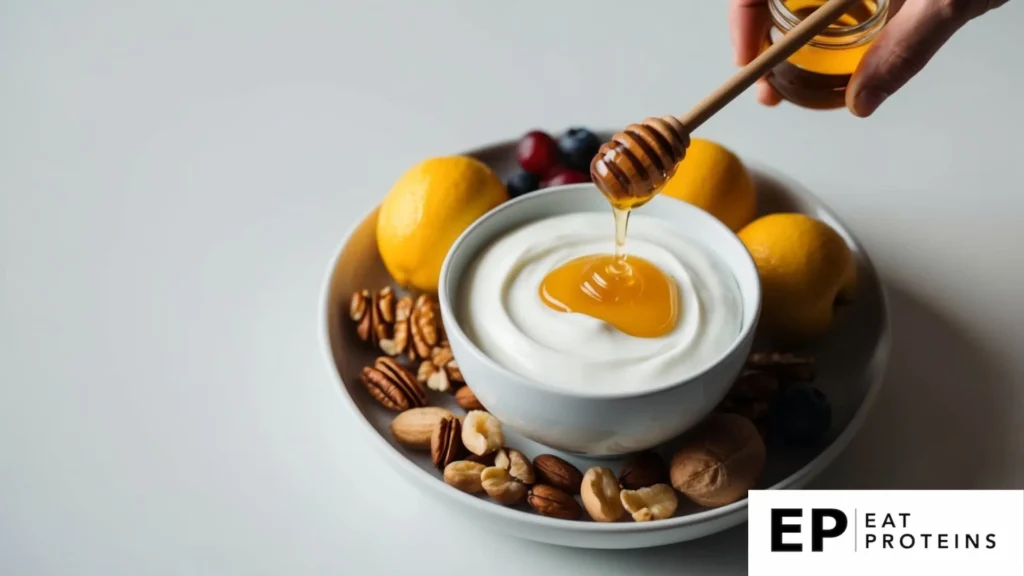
[590,0,861,207]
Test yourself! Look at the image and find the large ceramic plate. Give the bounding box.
[319,136,890,549]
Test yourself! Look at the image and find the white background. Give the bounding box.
[2,1,1023,574]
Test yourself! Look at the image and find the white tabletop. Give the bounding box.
[3,1,1023,574]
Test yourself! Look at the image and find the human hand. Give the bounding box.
[729,0,1011,116]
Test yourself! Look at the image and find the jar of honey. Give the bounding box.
[765,0,889,110]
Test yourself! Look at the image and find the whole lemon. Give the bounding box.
[660,138,756,231]
[377,156,507,293]
[738,213,856,342]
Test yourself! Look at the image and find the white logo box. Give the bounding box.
[748,490,1023,575]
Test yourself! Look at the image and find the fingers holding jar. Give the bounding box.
[727,0,1009,115]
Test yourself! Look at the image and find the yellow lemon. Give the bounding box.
[738,213,856,342]
[660,138,756,231]
[377,156,507,293]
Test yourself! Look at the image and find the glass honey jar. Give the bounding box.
[765,0,889,110]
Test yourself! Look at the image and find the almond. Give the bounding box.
[533,454,584,495]
[528,484,582,520]
[389,407,454,450]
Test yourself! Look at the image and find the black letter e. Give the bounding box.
[771,509,803,552]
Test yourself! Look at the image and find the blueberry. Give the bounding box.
[770,383,831,447]
[557,127,601,172]
[506,171,540,198]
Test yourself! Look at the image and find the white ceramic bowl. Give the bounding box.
[437,184,761,456]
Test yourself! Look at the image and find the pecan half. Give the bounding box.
[454,386,484,411]
[371,291,390,346]
[360,356,426,412]
[349,289,370,322]
[414,294,440,347]
[431,415,464,470]
[409,305,432,361]
[377,286,396,324]
[353,290,373,343]
[745,351,815,382]
[380,296,413,356]
[446,359,464,385]
[718,370,780,428]
[731,370,780,400]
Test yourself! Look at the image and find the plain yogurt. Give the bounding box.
[457,212,743,394]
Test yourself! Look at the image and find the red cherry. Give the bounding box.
[540,167,590,188]
[516,131,559,175]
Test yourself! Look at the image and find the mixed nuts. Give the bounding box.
[348,283,829,523]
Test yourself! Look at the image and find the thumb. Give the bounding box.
[847,0,1004,117]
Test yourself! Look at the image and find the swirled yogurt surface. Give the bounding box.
[457,212,743,394]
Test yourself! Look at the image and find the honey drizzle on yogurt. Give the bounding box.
[539,202,681,339]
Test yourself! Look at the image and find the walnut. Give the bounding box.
[380,296,413,357]
[670,413,766,508]
[430,345,454,368]
[428,343,463,387]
